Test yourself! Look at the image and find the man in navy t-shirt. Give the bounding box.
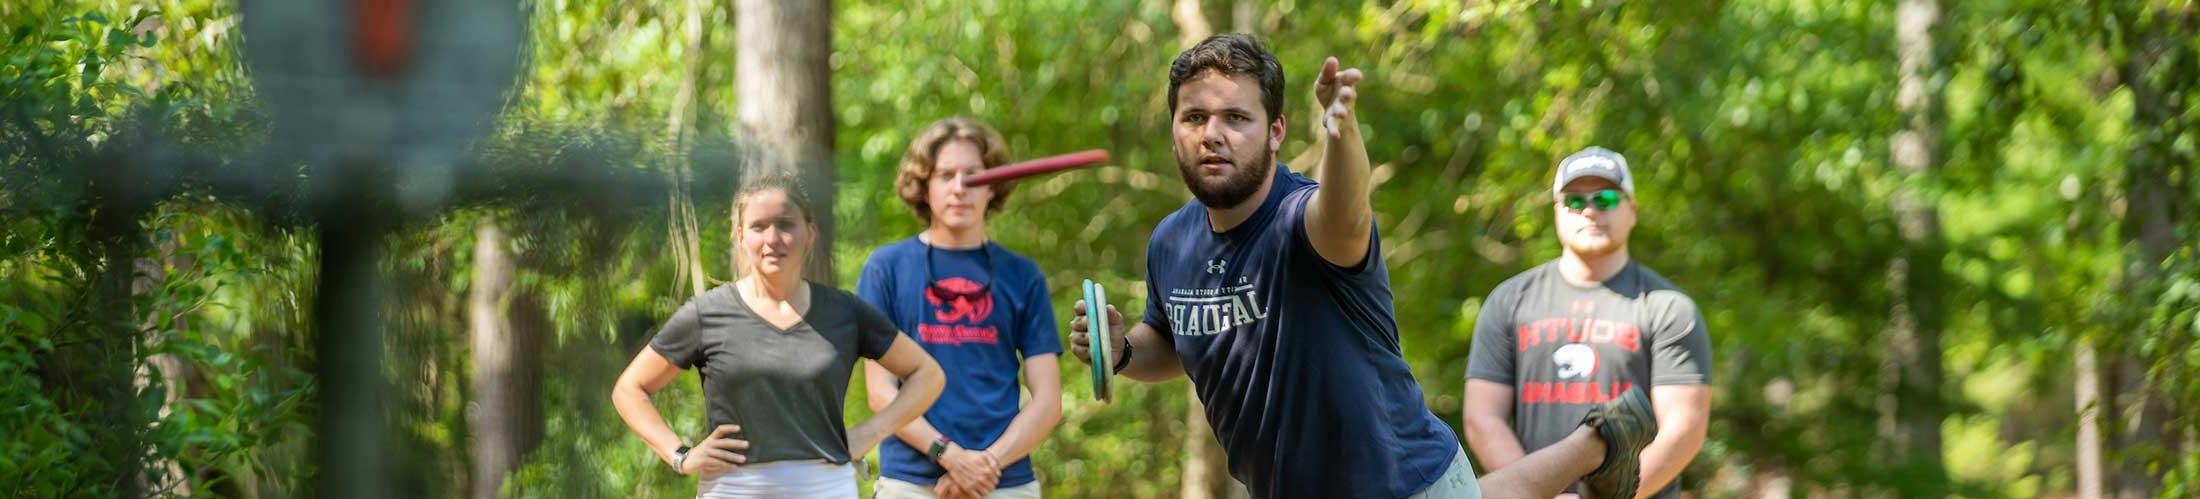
[863,117,1062,499]
[1068,33,1660,499]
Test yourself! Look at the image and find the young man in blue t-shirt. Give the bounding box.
[861,117,1063,499]
[1068,33,1659,499]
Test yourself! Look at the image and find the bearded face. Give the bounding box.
[1171,71,1282,210]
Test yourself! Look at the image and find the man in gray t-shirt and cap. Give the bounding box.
[1463,146,1714,498]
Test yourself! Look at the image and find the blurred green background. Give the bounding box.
[4,0,2196,497]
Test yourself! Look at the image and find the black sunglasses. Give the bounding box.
[925,242,994,305]
[1560,189,1628,212]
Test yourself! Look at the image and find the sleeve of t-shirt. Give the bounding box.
[850,292,902,361]
[1015,265,1064,359]
[648,299,706,369]
[1650,292,1713,386]
[1463,280,1521,385]
[855,251,897,326]
[1285,186,1380,278]
[1141,240,1173,334]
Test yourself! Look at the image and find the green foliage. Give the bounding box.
[0,210,120,495]
[3,2,303,496]
[135,199,319,497]
[1,196,317,496]
[2147,246,2200,496]
[1,8,150,150]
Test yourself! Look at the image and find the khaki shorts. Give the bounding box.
[874,477,1042,499]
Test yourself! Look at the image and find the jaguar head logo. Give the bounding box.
[1553,344,1598,380]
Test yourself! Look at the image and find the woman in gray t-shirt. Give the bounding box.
[613,179,946,497]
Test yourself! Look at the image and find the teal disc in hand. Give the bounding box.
[1083,279,1114,402]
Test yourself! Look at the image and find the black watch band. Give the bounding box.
[1112,340,1134,374]
[927,436,951,462]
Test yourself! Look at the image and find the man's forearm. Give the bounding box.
[1637,385,1712,497]
[1120,323,1184,383]
[1634,427,1704,496]
[986,356,1063,466]
[889,414,948,451]
[1309,56,1374,232]
[1315,113,1372,210]
[1304,100,1375,267]
[986,398,1060,465]
[1463,417,1529,471]
[859,362,944,452]
[869,361,946,450]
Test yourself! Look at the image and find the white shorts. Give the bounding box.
[695,460,858,498]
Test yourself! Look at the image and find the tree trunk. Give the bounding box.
[1172,0,1212,48]
[1877,0,1947,490]
[41,178,153,496]
[87,228,148,496]
[469,222,543,499]
[668,0,705,150]
[669,0,710,297]
[735,0,836,284]
[1180,395,1218,499]
[1230,0,1261,33]
[2112,6,2193,497]
[135,228,198,496]
[1755,471,1792,499]
[2109,360,2165,499]
[1181,391,1238,499]
[2075,341,2105,499]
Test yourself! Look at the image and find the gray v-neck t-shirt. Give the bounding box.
[650,282,900,465]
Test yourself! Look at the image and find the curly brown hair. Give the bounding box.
[896,117,1014,224]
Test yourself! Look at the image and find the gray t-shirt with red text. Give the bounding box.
[1465,260,1711,497]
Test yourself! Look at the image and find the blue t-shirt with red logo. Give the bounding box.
[1141,166,1459,499]
[857,237,1061,487]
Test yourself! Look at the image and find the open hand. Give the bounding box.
[680,424,750,475]
[1313,56,1365,138]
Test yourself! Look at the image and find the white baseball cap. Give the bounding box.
[1551,146,1635,197]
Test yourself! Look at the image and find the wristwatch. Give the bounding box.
[927,436,952,463]
[671,445,692,472]
[1113,341,1135,374]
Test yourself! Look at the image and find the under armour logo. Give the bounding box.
[1206,259,1228,275]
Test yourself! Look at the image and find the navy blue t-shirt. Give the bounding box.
[858,237,1062,487]
[1141,166,1459,499]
